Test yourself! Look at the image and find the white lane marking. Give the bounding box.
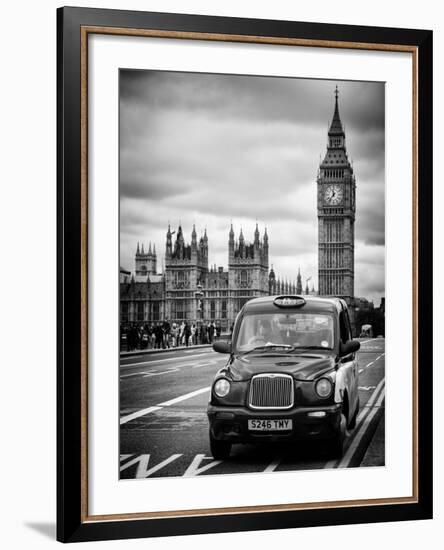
[337,388,385,469]
[158,387,211,407]
[193,359,220,369]
[120,386,212,424]
[120,406,162,425]
[120,352,215,369]
[119,454,133,462]
[120,454,182,478]
[357,377,385,420]
[324,377,385,469]
[120,371,151,379]
[183,454,223,476]
[358,352,385,374]
[142,368,179,378]
[264,457,281,472]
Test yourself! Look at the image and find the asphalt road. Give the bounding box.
[120,339,385,479]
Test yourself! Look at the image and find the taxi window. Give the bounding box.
[235,312,334,353]
[339,310,351,343]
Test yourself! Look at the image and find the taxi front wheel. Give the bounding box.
[329,413,347,458]
[210,433,232,460]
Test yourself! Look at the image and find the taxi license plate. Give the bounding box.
[248,419,292,431]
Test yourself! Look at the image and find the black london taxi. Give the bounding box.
[207,295,360,459]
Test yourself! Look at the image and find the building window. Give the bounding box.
[240,269,248,288]
[221,300,227,319]
[176,299,186,320]
[210,300,216,319]
[137,301,144,321]
[152,302,160,321]
[121,302,129,322]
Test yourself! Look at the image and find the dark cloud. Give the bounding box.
[120,70,385,303]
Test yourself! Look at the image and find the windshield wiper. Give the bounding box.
[293,345,330,351]
[240,344,295,356]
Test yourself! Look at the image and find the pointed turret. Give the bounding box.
[296,268,303,295]
[191,224,197,258]
[329,86,344,136]
[136,242,140,255]
[166,224,172,260]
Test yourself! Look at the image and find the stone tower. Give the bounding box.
[228,224,269,318]
[135,241,157,277]
[164,224,208,320]
[317,87,356,300]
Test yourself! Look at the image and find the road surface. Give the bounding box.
[120,338,385,479]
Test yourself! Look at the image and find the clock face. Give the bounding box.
[324,184,343,205]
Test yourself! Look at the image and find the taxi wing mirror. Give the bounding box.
[339,339,360,357]
[213,341,231,354]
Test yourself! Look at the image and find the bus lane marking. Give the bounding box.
[120,454,183,478]
[264,457,281,472]
[337,388,385,469]
[183,454,223,476]
[324,377,385,469]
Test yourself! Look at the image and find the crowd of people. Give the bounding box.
[121,320,229,351]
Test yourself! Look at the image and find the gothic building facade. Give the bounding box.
[120,87,359,331]
[120,224,311,330]
[317,87,356,301]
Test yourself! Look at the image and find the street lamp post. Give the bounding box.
[195,283,204,344]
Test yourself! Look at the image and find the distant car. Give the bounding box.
[207,295,360,459]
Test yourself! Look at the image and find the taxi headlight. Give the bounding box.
[214,378,231,398]
[315,378,333,398]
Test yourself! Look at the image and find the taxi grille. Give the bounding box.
[248,374,294,409]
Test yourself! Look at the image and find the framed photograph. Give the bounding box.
[57,6,433,543]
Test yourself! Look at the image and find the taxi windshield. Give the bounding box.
[235,312,334,354]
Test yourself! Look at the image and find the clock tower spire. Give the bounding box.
[317,87,356,300]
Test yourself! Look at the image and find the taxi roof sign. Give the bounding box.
[273,295,306,308]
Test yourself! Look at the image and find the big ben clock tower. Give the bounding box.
[317,87,356,301]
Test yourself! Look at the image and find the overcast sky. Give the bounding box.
[120,70,385,304]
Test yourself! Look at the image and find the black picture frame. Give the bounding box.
[57,6,433,543]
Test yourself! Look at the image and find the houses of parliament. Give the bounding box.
[120,88,357,329]
[120,223,314,329]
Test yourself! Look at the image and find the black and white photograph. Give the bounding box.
[119,69,386,479]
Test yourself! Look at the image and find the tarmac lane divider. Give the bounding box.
[358,352,385,374]
[120,386,212,425]
[336,387,385,469]
[324,377,385,469]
